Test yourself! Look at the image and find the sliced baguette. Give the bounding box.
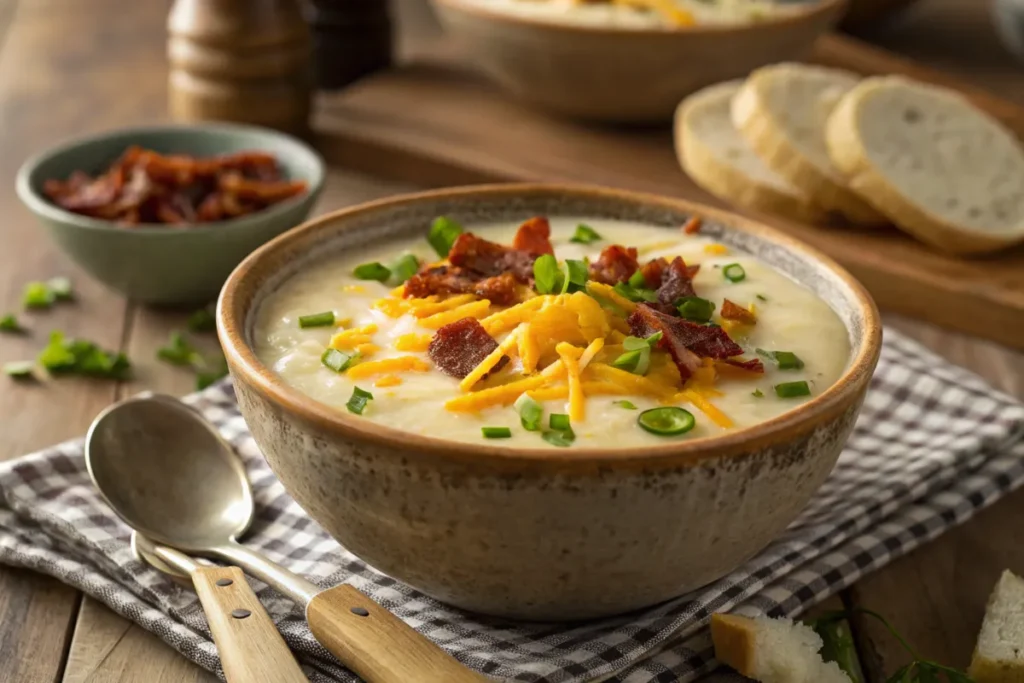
[675,81,826,224]
[826,76,1024,255]
[732,63,888,226]
[711,613,851,683]
[969,570,1024,683]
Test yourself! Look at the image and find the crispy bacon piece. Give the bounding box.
[639,258,666,289]
[42,147,307,225]
[448,233,536,281]
[589,245,639,285]
[512,216,554,256]
[720,299,757,324]
[428,318,509,380]
[682,216,702,234]
[403,267,520,306]
[722,357,765,373]
[628,304,745,382]
[656,257,698,307]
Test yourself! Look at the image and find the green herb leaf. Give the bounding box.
[321,348,358,373]
[4,361,35,379]
[514,393,544,431]
[23,282,55,309]
[756,294,768,302]
[752,389,764,398]
[482,426,512,439]
[353,262,392,282]
[0,314,22,333]
[389,253,420,285]
[428,216,463,258]
[346,386,374,415]
[612,282,658,303]
[569,223,601,244]
[613,400,637,410]
[298,311,336,328]
[627,270,647,289]
[47,277,73,301]
[561,259,589,294]
[676,296,715,322]
[187,308,217,333]
[549,413,571,431]
[533,254,560,295]
[623,332,662,351]
[542,429,575,447]
[38,331,130,380]
[774,381,810,398]
[611,348,645,374]
[756,348,805,370]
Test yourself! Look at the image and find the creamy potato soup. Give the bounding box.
[254,217,850,449]
[460,0,804,28]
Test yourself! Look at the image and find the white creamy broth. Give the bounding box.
[254,218,850,449]
[460,0,803,28]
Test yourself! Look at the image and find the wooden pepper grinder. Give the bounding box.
[307,0,393,90]
[167,0,312,134]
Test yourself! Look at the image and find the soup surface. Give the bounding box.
[459,0,804,28]
[254,217,850,449]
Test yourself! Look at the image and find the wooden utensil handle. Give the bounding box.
[306,584,488,682]
[192,566,308,683]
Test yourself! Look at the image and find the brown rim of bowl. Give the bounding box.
[431,0,848,36]
[218,183,881,470]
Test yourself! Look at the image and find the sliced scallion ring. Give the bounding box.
[428,216,463,257]
[675,296,715,323]
[482,427,512,439]
[569,223,601,244]
[775,381,811,398]
[298,311,335,328]
[549,413,571,431]
[321,348,358,373]
[346,386,374,414]
[353,262,391,282]
[722,263,746,283]
[514,393,544,431]
[389,253,420,285]
[637,407,695,436]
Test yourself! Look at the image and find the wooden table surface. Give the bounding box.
[0,1,1022,681]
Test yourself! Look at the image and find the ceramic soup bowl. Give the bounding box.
[218,184,881,620]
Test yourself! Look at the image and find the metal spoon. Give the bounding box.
[132,532,308,682]
[85,394,485,683]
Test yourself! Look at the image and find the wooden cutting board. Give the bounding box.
[312,34,1024,349]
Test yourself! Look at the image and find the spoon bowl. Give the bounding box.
[86,394,253,551]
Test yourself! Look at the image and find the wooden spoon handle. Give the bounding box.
[306,584,488,683]
[192,566,308,683]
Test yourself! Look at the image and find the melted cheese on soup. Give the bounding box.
[254,218,850,449]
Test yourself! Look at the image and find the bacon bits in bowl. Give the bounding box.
[219,184,881,620]
[17,124,324,304]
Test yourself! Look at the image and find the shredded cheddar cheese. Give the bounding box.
[374,298,411,318]
[394,333,433,352]
[346,356,430,379]
[481,297,548,336]
[343,284,367,293]
[375,375,403,388]
[586,281,637,315]
[329,324,379,351]
[355,343,380,357]
[459,327,522,392]
[676,389,733,428]
[584,363,675,399]
[557,344,585,422]
[335,317,352,328]
[704,243,729,255]
[518,322,540,374]
[411,294,478,318]
[418,300,491,329]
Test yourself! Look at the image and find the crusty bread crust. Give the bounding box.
[674,91,826,224]
[968,570,1024,683]
[826,77,1024,256]
[732,65,889,227]
[710,613,758,677]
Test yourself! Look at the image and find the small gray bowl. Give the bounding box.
[16,123,324,305]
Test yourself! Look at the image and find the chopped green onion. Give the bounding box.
[561,259,589,294]
[48,277,73,301]
[428,216,463,257]
[346,386,374,415]
[542,429,575,447]
[187,308,217,333]
[569,223,601,244]
[157,332,199,367]
[353,262,391,282]
[756,294,768,302]
[623,332,662,351]
[752,389,764,398]
[628,270,647,289]
[612,282,658,303]
[676,296,715,322]
[4,361,35,379]
[389,254,420,285]
[638,407,695,436]
[23,282,54,309]
[321,348,358,373]
[40,332,131,380]
[514,393,544,431]
[775,381,811,398]
[612,349,644,373]
[482,426,512,439]
[549,414,571,431]
[723,263,746,283]
[613,400,637,410]
[298,311,335,328]
[757,348,805,370]
[533,254,560,294]
[0,314,21,333]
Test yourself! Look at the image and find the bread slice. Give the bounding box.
[969,570,1024,682]
[827,76,1024,255]
[675,81,826,224]
[731,63,888,227]
[711,613,851,683]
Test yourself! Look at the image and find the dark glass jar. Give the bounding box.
[307,0,393,90]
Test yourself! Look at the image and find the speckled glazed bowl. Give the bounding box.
[218,184,881,620]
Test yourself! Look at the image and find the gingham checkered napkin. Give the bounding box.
[1,327,1023,683]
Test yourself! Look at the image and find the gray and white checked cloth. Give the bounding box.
[1,326,1023,683]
